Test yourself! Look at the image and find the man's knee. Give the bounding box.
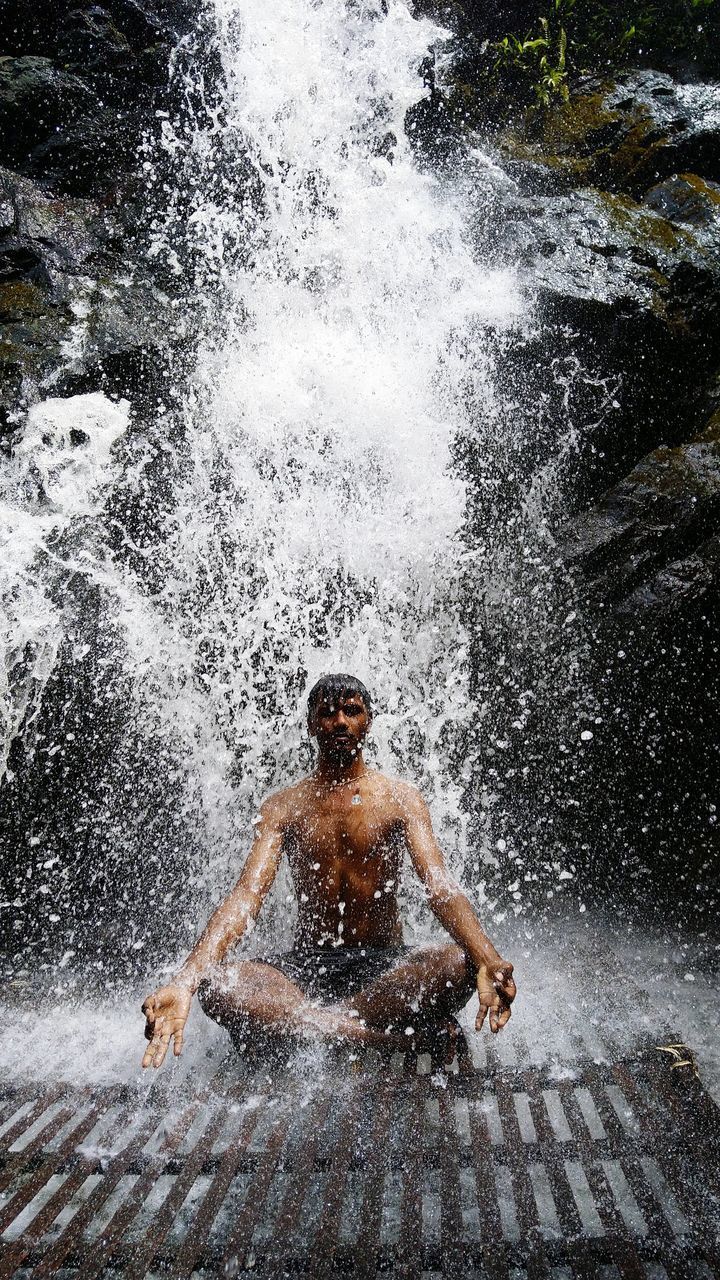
[197,961,262,1023]
[197,975,224,1022]
[441,943,476,993]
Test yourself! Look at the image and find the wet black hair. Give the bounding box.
[306,673,373,718]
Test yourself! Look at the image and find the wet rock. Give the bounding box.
[56,7,133,75]
[642,172,720,227]
[557,412,720,887]
[494,185,720,322]
[0,1,202,435]
[4,0,190,62]
[503,71,720,198]
[602,72,720,190]
[0,313,71,411]
[28,107,152,196]
[0,57,97,170]
[0,166,168,424]
[1,168,123,277]
[0,281,51,322]
[1,2,199,195]
[476,181,720,499]
[617,532,720,617]
[560,413,720,612]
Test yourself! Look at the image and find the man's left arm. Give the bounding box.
[402,786,516,1033]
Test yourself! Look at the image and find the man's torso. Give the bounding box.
[274,769,413,949]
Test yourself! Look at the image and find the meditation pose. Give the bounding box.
[141,674,516,1067]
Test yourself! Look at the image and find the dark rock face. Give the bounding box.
[478,181,720,503]
[560,416,720,613]
[0,2,204,971]
[0,58,96,168]
[494,69,720,599]
[481,65,720,904]
[0,0,198,432]
[505,72,720,198]
[2,2,195,190]
[0,164,171,433]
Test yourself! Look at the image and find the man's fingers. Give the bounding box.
[142,989,190,1069]
[141,1036,164,1068]
[142,1039,159,1068]
[494,971,517,1002]
[475,1002,489,1031]
[151,1031,171,1068]
[488,988,513,1034]
[496,1003,512,1030]
[141,1020,185,1069]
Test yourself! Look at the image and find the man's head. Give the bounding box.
[307,673,373,762]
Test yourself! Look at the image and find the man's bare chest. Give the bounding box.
[284,793,403,881]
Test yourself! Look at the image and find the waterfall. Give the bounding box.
[1,0,575,971]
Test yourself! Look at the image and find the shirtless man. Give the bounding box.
[141,674,516,1068]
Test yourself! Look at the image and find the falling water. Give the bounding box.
[2,0,719,1112]
[131,0,534,928]
[0,0,603,1044]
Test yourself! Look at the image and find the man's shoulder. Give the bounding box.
[261,777,310,812]
[368,770,424,809]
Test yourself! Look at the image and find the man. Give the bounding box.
[142,674,516,1068]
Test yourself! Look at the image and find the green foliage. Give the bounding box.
[493,0,573,107]
[486,0,718,113]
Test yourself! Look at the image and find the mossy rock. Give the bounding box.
[696,409,720,445]
[504,71,720,198]
[560,412,720,610]
[533,90,623,157]
[500,86,658,190]
[0,311,71,368]
[644,173,720,226]
[0,281,50,322]
[593,190,697,260]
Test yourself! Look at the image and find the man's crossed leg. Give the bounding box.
[198,943,476,1054]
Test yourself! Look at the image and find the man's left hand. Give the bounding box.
[475,959,516,1034]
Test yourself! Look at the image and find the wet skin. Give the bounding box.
[142,692,516,1067]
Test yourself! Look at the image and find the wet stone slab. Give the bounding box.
[1,1035,719,1279]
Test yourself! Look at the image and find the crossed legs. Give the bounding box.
[198,944,476,1053]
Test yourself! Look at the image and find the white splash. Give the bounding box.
[105,0,523,930]
[0,394,129,778]
[3,0,524,961]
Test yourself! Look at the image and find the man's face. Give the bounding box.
[308,691,371,760]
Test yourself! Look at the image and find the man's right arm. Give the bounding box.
[141,795,285,1068]
[173,795,285,993]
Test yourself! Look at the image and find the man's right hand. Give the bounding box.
[475,959,516,1035]
[141,984,192,1069]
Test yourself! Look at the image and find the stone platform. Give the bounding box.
[1,1029,719,1279]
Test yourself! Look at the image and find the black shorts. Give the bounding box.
[259,945,412,1002]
